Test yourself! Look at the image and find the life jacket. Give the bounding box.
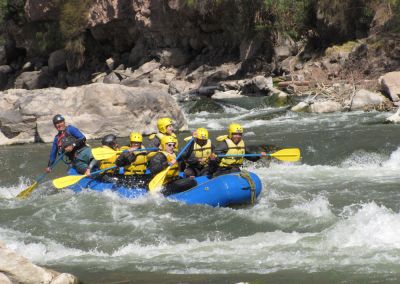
[99,146,118,174]
[218,138,245,168]
[124,146,148,175]
[192,139,212,166]
[56,130,69,150]
[149,133,179,151]
[160,151,179,184]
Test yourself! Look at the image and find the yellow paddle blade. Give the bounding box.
[91,147,122,160]
[16,181,38,199]
[148,167,170,193]
[52,175,86,189]
[270,148,301,162]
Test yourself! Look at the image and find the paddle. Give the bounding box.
[218,148,301,162]
[92,147,158,160]
[148,138,195,193]
[17,154,65,199]
[52,166,117,189]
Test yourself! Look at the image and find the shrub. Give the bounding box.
[59,0,91,40]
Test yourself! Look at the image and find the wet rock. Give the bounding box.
[387,107,400,123]
[310,100,342,113]
[0,240,78,283]
[291,101,311,112]
[292,100,342,113]
[188,99,224,113]
[212,90,243,99]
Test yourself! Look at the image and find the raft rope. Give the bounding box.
[239,170,256,204]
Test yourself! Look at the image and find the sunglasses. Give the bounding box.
[166,143,176,147]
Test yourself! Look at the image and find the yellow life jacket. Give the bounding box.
[124,146,148,175]
[192,139,212,166]
[219,138,245,167]
[161,151,179,184]
[99,146,118,174]
[149,133,179,151]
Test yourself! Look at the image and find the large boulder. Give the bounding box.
[345,89,389,110]
[14,71,52,90]
[379,71,400,102]
[0,240,78,284]
[48,50,66,73]
[291,100,342,113]
[0,83,187,145]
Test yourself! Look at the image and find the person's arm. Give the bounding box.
[148,153,168,176]
[148,136,160,149]
[244,145,264,162]
[46,137,59,171]
[181,143,198,165]
[67,125,86,147]
[115,151,135,167]
[73,148,93,174]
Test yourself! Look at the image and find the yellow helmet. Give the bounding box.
[157,117,174,134]
[228,123,243,138]
[160,135,177,151]
[196,127,209,140]
[130,132,143,143]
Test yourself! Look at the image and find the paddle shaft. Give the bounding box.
[39,154,64,179]
[174,138,195,163]
[117,147,159,154]
[218,154,264,157]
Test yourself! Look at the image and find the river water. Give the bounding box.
[1,97,400,283]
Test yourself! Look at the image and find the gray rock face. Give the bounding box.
[0,83,187,145]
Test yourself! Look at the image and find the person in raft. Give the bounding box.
[148,135,197,196]
[148,117,179,150]
[181,127,214,177]
[97,134,122,183]
[46,114,86,173]
[60,136,97,175]
[115,132,153,188]
[208,123,267,177]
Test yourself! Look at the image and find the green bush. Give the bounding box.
[59,0,91,40]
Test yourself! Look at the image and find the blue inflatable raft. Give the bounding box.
[65,169,262,207]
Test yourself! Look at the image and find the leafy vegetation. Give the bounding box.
[59,0,91,40]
